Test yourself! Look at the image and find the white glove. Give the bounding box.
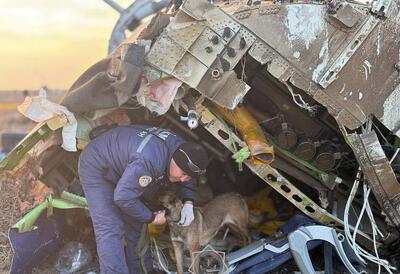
[179,203,194,226]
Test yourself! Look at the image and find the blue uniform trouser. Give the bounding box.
[79,164,153,274]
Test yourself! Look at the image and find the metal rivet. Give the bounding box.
[211,35,219,45]
[226,46,236,58]
[223,27,232,38]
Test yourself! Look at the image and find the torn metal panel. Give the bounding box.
[181,0,217,20]
[347,131,400,226]
[328,3,364,29]
[217,1,400,133]
[323,2,400,132]
[143,0,400,129]
[182,0,242,38]
[172,53,208,88]
[371,0,392,17]
[145,1,252,109]
[199,107,374,249]
[248,40,293,81]
[198,70,250,109]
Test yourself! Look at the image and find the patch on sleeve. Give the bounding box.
[139,176,152,187]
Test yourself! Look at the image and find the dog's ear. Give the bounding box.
[175,199,183,208]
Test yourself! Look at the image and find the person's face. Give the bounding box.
[168,158,192,182]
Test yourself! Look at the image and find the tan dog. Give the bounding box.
[160,192,251,274]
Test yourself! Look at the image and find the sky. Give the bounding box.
[0,0,134,90]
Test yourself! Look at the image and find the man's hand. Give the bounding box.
[151,210,166,225]
[179,202,194,226]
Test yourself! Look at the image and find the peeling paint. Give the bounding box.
[364,60,371,72]
[312,35,329,82]
[349,91,353,96]
[293,51,300,59]
[382,83,400,136]
[359,91,363,100]
[376,24,382,56]
[285,5,325,50]
[339,84,346,94]
[363,60,372,80]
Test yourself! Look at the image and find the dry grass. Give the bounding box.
[0,156,45,273]
[0,172,21,272]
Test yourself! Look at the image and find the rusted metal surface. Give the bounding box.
[347,131,400,227]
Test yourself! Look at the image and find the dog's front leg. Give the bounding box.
[172,240,184,274]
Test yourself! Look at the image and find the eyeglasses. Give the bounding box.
[179,149,206,176]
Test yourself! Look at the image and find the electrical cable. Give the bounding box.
[344,168,396,273]
[283,82,318,114]
[152,238,173,274]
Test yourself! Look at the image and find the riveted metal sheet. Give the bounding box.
[181,0,214,20]
[258,4,281,15]
[204,8,241,43]
[221,27,257,70]
[248,39,293,82]
[172,53,209,88]
[199,107,374,249]
[196,70,249,109]
[166,21,207,50]
[146,33,186,74]
[248,39,275,65]
[189,27,226,67]
[233,10,252,20]
[268,57,293,82]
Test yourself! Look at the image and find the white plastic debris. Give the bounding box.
[17,88,78,152]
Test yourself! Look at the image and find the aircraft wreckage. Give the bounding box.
[2,0,400,273]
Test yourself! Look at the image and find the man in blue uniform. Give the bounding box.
[78,125,208,274]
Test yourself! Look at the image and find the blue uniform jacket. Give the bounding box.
[79,125,196,223]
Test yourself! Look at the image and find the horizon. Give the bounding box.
[0,0,133,91]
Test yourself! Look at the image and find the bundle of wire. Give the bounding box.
[151,239,173,274]
[343,168,396,273]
